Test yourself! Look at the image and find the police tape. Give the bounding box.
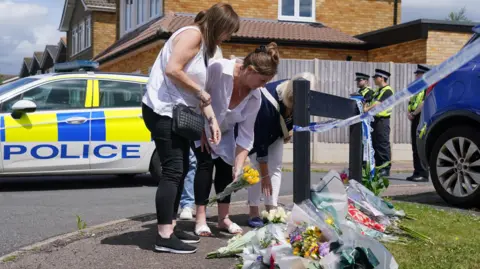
[293,35,480,133]
[352,96,375,180]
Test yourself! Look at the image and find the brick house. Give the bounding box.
[58,0,117,61]
[29,52,44,75]
[39,45,60,74]
[356,19,476,65]
[19,57,33,78]
[93,0,402,73]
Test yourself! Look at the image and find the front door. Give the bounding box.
[0,78,92,173]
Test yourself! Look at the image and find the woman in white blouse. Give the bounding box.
[142,4,240,254]
[193,43,280,237]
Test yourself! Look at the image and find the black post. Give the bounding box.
[293,78,311,204]
[349,122,363,182]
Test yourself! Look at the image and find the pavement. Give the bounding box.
[2,179,478,269]
[0,168,421,257]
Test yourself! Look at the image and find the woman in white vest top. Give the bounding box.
[142,3,240,254]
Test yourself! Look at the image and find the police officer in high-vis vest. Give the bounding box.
[406,64,430,182]
[355,72,374,103]
[364,69,394,176]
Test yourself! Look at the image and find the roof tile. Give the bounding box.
[94,12,364,63]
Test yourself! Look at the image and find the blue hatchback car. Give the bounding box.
[416,24,480,208]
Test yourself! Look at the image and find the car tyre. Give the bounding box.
[429,125,480,208]
[149,151,162,184]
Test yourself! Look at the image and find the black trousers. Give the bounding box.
[142,103,190,225]
[371,117,391,172]
[193,145,233,205]
[411,114,428,177]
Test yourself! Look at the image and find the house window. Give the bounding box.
[70,16,92,56]
[120,0,163,36]
[278,0,315,22]
[85,16,91,49]
[78,21,85,51]
[150,0,160,18]
[72,26,78,55]
[137,0,146,25]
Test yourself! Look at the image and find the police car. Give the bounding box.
[0,61,161,181]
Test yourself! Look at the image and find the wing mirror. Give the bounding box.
[11,100,37,119]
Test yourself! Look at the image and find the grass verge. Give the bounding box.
[386,202,480,269]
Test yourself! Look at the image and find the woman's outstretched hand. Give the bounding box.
[208,116,221,145]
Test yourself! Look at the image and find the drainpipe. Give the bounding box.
[393,0,398,25]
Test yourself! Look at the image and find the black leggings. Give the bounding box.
[142,103,190,225]
[193,145,234,205]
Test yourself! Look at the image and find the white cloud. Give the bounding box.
[0,0,64,75]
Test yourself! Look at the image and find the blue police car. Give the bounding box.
[416,24,480,208]
[0,61,162,181]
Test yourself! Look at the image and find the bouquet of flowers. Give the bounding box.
[207,165,260,206]
[288,223,330,261]
[261,207,291,224]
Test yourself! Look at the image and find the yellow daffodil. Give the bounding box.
[325,217,334,226]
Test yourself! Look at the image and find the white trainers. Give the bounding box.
[179,207,194,220]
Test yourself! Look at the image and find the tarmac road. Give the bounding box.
[0,172,420,257]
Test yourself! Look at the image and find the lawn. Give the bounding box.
[385,202,480,269]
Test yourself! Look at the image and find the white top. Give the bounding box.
[142,26,208,117]
[195,59,262,166]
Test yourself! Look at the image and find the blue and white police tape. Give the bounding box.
[351,96,375,180]
[293,34,480,133]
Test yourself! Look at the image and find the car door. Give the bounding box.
[0,78,92,173]
[89,78,151,171]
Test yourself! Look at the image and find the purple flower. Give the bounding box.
[318,242,330,257]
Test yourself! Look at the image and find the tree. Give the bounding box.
[446,7,472,23]
[0,75,3,84]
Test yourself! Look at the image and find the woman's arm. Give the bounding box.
[165,29,204,95]
[233,93,262,180]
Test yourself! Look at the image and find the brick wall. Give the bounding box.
[316,0,399,36]
[426,31,472,65]
[99,41,164,73]
[368,39,427,63]
[92,11,117,59]
[164,0,399,36]
[99,40,368,73]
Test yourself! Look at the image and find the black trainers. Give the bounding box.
[174,227,200,244]
[154,233,197,254]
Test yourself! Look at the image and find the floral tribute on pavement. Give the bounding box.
[207,170,432,269]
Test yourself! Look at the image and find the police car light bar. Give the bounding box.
[54,60,100,73]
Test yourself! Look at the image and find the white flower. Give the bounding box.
[267,211,275,222]
[279,216,286,223]
[261,210,269,219]
[277,207,285,216]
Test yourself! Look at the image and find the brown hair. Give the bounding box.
[242,42,280,76]
[194,3,240,58]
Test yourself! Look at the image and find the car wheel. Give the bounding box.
[429,125,480,208]
[149,150,162,184]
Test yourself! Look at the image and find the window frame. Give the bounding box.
[97,79,145,109]
[277,0,316,23]
[70,15,92,57]
[0,79,89,113]
[120,0,163,37]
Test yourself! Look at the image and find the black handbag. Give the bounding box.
[170,49,210,141]
[172,103,205,141]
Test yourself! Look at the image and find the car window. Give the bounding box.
[98,80,143,108]
[0,77,39,96]
[0,79,87,113]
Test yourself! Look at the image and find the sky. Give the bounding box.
[1,0,480,76]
